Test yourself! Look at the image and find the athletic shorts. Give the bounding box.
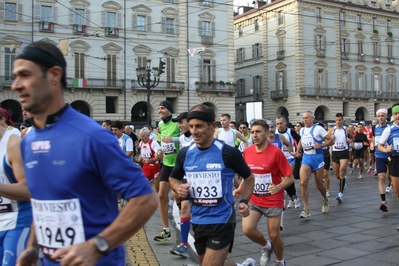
[287,158,295,165]
[302,154,324,171]
[192,223,235,256]
[323,155,331,170]
[0,227,30,266]
[376,157,389,174]
[142,163,160,180]
[250,204,283,217]
[352,149,364,159]
[388,157,399,177]
[160,165,174,182]
[332,150,350,163]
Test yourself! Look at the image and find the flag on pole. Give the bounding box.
[74,78,87,88]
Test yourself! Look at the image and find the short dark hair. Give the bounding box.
[103,120,112,126]
[336,113,344,118]
[221,113,231,120]
[240,121,249,128]
[111,120,123,130]
[276,115,287,122]
[230,121,237,127]
[26,41,67,88]
[251,119,269,131]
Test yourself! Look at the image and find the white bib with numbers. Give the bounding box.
[161,141,175,155]
[353,142,363,150]
[393,137,399,152]
[186,171,222,206]
[253,173,272,196]
[31,198,86,256]
[302,134,316,154]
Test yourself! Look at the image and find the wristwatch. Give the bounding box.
[92,235,109,256]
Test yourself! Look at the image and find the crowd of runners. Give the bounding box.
[0,41,398,266]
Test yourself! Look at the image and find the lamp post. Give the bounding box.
[136,59,160,126]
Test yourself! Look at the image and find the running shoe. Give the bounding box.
[336,192,343,203]
[358,173,363,179]
[374,169,378,176]
[367,167,372,175]
[294,196,301,208]
[386,186,393,194]
[275,262,287,266]
[286,199,294,208]
[299,209,311,218]
[154,229,171,242]
[322,198,329,214]
[260,242,273,266]
[242,258,257,266]
[170,243,188,257]
[326,190,330,197]
[349,168,354,174]
[380,201,388,212]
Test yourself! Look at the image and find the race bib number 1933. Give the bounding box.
[186,171,222,206]
[31,198,86,256]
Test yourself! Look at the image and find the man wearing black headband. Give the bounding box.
[169,104,256,266]
[12,41,157,265]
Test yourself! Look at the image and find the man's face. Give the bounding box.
[377,113,387,124]
[302,112,314,127]
[220,116,230,129]
[178,119,190,134]
[140,132,149,143]
[239,124,249,135]
[158,106,171,120]
[229,123,236,129]
[12,59,52,115]
[372,119,378,126]
[276,118,286,132]
[22,109,31,120]
[349,125,354,132]
[356,124,363,133]
[189,118,215,147]
[111,127,123,138]
[102,123,110,130]
[393,112,399,124]
[124,126,131,134]
[335,116,343,127]
[251,125,268,146]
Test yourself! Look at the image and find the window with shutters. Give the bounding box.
[356,15,362,30]
[357,40,363,54]
[342,71,349,90]
[107,54,117,87]
[166,18,174,34]
[316,7,322,23]
[373,42,380,62]
[277,71,285,91]
[202,60,212,81]
[387,75,395,92]
[74,9,84,25]
[358,72,365,90]
[5,3,16,21]
[137,56,147,68]
[166,57,176,83]
[74,53,85,79]
[236,48,245,62]
[372,17,377,32]
[254,19,259,31]
[388,44,393,58]
[238,25,243,37]
[238,79,245,96]
[339,12,345,27]
[107,12,116,28]
[373,73,380,91]
[203,21,211,36]
[161,8,178,35]
[278,11,284,25]
[4,47,15,80]
[41,5,52,22]
[387,20,391,34]
[253,43,262,58]
[137,15,145,31]
[317,69,326,88]
[253,75,262,100]
[316,35,323,50]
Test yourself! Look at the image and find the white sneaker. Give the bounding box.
[294,196,301,208]
[242,258,257,266]
[286,199,294,208]
[358,173,363,179]
[336,192,343,203]
[386,186,393,194]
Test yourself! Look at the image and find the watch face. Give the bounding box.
[95,237,109,252]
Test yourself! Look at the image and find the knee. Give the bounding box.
[242,224,255,237]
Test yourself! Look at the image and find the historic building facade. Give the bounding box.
[0,0,236,126]
[234,0,399,123]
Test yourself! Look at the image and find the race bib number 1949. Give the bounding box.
[31,198,86,256]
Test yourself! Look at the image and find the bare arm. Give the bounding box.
[323,134,334,147]
[268,175,294,195]
[279,134,293,152]
[0,135,31,201]
[235,131,248,148]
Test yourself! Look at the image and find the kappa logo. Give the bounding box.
[206,163,221,170]
[31,141,51,153]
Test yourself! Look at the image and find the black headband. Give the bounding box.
[16,47,66,84]
[187,111,215,123]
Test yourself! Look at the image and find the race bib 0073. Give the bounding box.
[31,198,86,256]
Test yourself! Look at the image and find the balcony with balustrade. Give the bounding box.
[270,89,288,100]
[277,50,285,60]
[195,82,236,96]
[201,35,213,45]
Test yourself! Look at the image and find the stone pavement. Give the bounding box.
[125,170,399,266]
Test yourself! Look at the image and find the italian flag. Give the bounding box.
[74,78,87,88]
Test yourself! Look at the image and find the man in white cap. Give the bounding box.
[373,108,391,212]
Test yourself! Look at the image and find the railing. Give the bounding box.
[271,89,288,99]
[39,21,54,32]
[277,50,285,60]
[341,51,349,60]
[65,77,185,92]
[300,87,372,99]
[357,54,365,62]
[73,24,86,35]
[201,35,213,45]
[105,27,119,37]
[316,48,325,57]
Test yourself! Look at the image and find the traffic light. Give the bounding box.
[159,59,166,76]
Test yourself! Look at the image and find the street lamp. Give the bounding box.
[136,59,160,126]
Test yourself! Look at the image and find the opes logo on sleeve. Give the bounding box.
[31,140,51,153]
